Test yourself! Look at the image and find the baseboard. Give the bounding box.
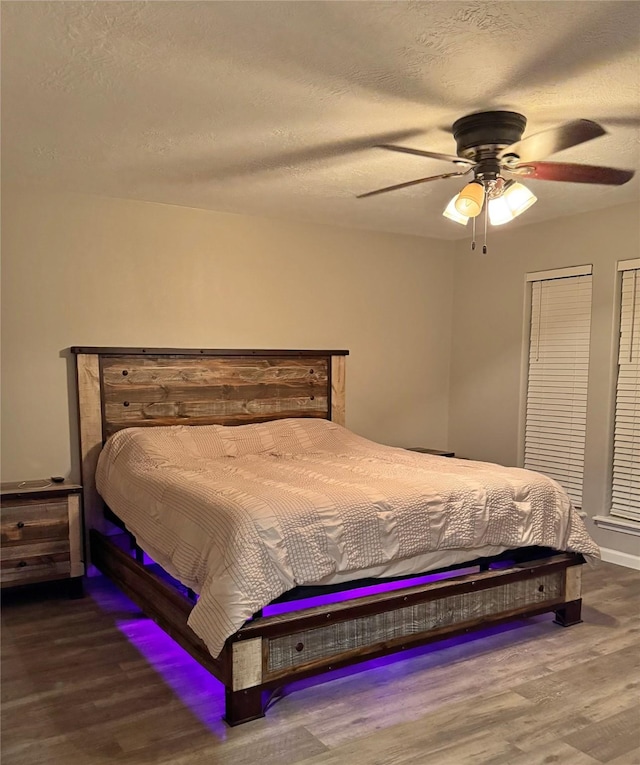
[599,547,640,571]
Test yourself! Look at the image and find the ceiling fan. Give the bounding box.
[357,111,635,250]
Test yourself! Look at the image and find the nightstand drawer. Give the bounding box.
[1,500,69,545]
[0,481,84,593]
[1,539,71,587]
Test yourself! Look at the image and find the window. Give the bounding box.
[524,266,593,508]
[611,260,640,522]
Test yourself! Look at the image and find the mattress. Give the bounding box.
[96,418,600,657]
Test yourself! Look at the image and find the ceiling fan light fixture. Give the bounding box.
[443,195,469,225]
[454,181,485,217]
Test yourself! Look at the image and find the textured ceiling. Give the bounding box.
[2,1,639,240]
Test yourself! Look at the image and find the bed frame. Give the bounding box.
[72,346,584,726]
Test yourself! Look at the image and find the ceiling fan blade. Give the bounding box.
[377,144,473,165]
[357,170,471,199]
[513,161,635,186]
[500,120,606,163]
[157,129,429,184]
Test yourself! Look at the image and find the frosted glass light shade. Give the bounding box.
[454,182,484,217]
[503,182,537,217]
[488,182,537,225]
[488,196,513,226]
[442,195,469,225]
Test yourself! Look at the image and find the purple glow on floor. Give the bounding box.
[89,581,227,736]
[262,567,479,616]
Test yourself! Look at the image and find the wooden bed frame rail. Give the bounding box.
[90,529,583,725]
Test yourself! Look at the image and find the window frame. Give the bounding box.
[518,264,593,509]
[609,258,640,523]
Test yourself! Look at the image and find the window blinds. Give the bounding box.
[524,270,592,508]
[612,263,640,522]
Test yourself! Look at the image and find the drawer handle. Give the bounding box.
[17,561,27,568]
[16,521,25,529]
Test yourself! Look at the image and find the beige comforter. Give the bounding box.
[96,418,599,657]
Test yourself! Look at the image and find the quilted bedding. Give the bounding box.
[96,418,599,657]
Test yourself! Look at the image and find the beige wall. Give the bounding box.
[449,201,640,555]
[1,186,455,483]
[3,187,637,557]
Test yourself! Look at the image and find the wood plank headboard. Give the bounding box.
[71,347,348,532]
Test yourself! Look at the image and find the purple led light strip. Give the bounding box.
[262,567,479,616]
[137,548,516,618]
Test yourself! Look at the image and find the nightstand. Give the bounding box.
[0,480,85,597]
[405,447,455,457]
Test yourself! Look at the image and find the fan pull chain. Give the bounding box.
[471,216,476,251]
[482,188,488,254]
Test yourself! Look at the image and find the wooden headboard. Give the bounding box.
[72,347,348,531]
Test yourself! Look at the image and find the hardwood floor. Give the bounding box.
[2,561,639,764]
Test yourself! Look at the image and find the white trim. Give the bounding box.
[611,267,639,522]
[517,277,533,467]
[618,258,640,272]
[593,515,640,538]
[526,264,592,282]
[599,546,640,571]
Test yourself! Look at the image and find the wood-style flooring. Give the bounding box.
[2,560,639,765]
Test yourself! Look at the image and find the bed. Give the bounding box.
[72,346,599,725]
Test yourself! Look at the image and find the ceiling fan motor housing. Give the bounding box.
[452,111,527,160]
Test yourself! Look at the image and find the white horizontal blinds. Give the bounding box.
[524,272,592,507]
[612,265,640,521]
